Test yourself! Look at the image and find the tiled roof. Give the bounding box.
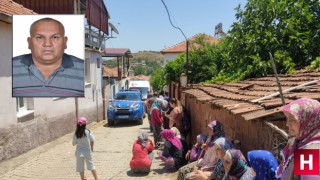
[161,33,219,54]
[0,0,36,17]
[130,75,150,81]
[184,70,320,121]
[104,48,132,57]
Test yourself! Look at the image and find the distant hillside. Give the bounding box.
[103,51,162,68]
[102,51,163,76]
[133,51,162,64]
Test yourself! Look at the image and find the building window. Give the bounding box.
[16,98,35,119]
[16,97,27,112]
[97,58,100,68]
[85,58,91,84]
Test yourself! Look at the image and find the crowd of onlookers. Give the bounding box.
[70,95,320,180]
[127,94,320,180]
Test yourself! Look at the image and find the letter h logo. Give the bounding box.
[294,149,320,175]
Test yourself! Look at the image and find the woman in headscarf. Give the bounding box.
[185,134,208,163]
[188,136,233,180]
[150,98,164,148]
[197,120,225,171]
[276,98,320,179]
[159,129,185,169]
[248,150,279,180]
[130,131,154,173]
[177,120,226,180]
[223,149,255,180]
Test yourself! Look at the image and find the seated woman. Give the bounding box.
[177,120,226,180]
[187,137,233,180]
[159,129,186,169]
[185,134,207,163]
[171,127,189,156]
[130,131,154,173]
[248,150,279,180]
[276,98,320,180]
[223,149,255,180]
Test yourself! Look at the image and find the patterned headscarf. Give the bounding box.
[138,131,149,147]
[227,149,248,179]
[208,120,225,145]
[212,137,234,178]
[160,129,182,150]
[276,98,320,177]
[248,150,279,180]
[171,127,181,138]
[196,134,208,144]
[150,98,162,115]
[213,137,233,151]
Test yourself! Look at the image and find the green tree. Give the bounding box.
[153,0,320,85]
[150,68,167,91]
[164,54,186,82]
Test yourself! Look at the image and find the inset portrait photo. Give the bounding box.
[12,15,85,97]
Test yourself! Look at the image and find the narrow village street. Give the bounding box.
[0,117,178,180]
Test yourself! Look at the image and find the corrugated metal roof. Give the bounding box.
[0,0,36,17]
[13,0,74,14]
[160,33,219,54]
[87,0,109,34]
[104,48,132,57]
[184,70,320,121]
[13,0,109,34]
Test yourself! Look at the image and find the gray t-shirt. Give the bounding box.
[72,129,94,157]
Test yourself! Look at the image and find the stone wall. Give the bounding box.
[0,106,103,162]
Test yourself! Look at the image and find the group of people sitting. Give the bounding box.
[129,97,320,180]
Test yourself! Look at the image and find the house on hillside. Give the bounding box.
[0,0,110,161]
[181,70,320,160]
[160,33,219,66]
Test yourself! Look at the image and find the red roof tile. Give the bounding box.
[130,75,151,81]
[160,33,219,54]
[184,70,320,120]
[0,0,36,17]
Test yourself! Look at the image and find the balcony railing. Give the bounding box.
[85,27,105,50]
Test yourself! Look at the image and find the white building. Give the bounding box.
[0,0,109,161]
[160,33,219,66]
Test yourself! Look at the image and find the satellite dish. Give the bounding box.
[108,22,119,34]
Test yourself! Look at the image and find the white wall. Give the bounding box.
[0,21,18,128]
[33,98,75,118]
[78,49,103,119]
[162,53,180,66]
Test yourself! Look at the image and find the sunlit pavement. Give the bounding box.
[0,117,177,180]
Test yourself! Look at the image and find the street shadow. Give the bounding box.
[152,168,177,175]
[126,170,150,177]
[103,120,141,128]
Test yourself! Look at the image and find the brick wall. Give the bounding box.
[181,91,287,157]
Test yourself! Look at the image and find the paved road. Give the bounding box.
[0,117,178,180]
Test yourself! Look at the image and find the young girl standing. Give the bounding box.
[72,117,98,180]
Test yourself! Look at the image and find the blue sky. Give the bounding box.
[104,0,247,53]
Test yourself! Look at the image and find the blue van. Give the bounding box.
[107,90,145,126]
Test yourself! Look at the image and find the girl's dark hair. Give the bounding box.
[169,98,177,104]
[75,124,87,139]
